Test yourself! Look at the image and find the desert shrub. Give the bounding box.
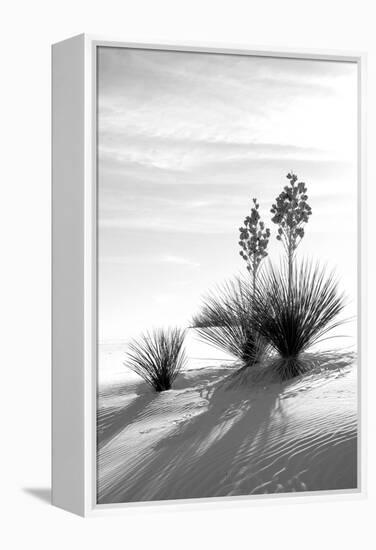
[125,328,186,392]
[250,260,346,380]
[192,278,268,367]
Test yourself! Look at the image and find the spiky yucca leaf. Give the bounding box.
[192,278,268,367]
[124,328,186,392]
[250,260,346,379]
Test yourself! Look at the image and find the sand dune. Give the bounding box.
[97,353,357,504]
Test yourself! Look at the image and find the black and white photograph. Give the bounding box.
[96,46,358,504]
[5,0,376,544]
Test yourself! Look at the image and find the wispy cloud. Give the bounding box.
[100,253,200,267]
[98,48,357,175]
[98,136,327,173]
[99,216,235,234]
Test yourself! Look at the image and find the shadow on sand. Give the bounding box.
[98,368,286,503]
[97,385,159,449]
[97,365,236,449]
[98,349,355,503]
[173,365,237,390]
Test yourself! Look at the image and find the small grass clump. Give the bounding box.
[125,328,186,392]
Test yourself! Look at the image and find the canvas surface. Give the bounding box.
[96,46,358,504]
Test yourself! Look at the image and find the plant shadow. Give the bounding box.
[97,349,355,503]
[97,385,157,450]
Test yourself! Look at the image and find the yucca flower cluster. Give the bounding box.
[270,172,312,273]
[238,198,271,292]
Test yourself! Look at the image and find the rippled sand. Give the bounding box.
[97,352,357,504]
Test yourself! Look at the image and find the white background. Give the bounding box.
[0,1,375,548]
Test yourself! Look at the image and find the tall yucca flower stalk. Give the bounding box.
[124,328,186,392]
[239,198,271,296]
[250,261,346,380]
[270,172,312,293]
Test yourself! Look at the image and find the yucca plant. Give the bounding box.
[250,260,346,380]
[124,328,187,392]
[193,197,270,368]
[192,278,268,367]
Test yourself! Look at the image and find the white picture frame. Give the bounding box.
[52,34,367,517]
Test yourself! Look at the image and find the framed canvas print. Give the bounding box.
[52,35,366,516]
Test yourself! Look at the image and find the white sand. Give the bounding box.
[97,346,357,504]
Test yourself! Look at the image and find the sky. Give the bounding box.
[97,47,358,343]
